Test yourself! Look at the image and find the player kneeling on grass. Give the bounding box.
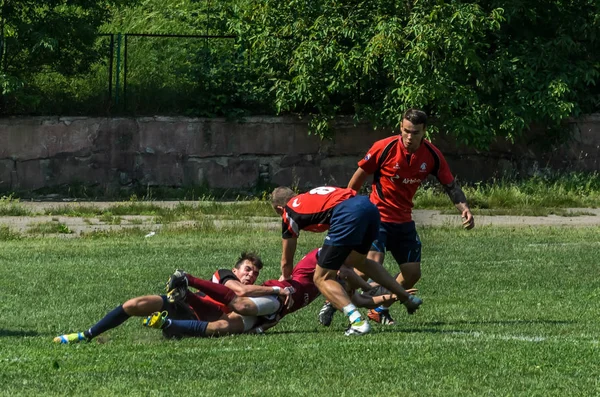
[53,252,293,344]
[143,248,412,337]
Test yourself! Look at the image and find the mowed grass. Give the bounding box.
[1,226,599,396]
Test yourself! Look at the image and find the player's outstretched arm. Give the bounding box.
[224,279,292,299]
[338,265,374,292]
[442,180,475,229]
[351,291,398,309]
[347,167,370,192]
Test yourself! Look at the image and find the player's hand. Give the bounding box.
[403,294,423,314]
[281,286,296,309]
[461,209,475,229]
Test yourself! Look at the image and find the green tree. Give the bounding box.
[0,0,134,112]
[232,0,600,147]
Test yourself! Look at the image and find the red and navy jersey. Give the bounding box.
[280,187,356,239]
[262,248,320,317]
[358,136,454,223]
[211,269,239,286]
[191,269,240,315]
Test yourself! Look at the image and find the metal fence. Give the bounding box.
[2,32,251,117]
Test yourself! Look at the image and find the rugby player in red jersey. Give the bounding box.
[270,185,422,336]
[320,108,475,326]
[143,248,405,337]
[53,252,291,343]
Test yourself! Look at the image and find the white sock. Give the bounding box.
[343,303,362,324]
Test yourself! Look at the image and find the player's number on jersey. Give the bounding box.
[309,187,336,195]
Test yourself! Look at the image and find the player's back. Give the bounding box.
[282,187,356,236]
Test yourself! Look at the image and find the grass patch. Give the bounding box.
[0,195,32,216]
[98,212,122,225]
[27,221,73,234]
[414,172,600,210]
[1,226,599,395]
[0,225,21,240]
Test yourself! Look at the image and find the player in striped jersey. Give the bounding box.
[320,108,474,326]
[271,186,422,336]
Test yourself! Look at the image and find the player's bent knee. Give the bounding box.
[123,295,162,316]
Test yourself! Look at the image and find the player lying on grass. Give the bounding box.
[142,248,409,338]
[53,252,293,343]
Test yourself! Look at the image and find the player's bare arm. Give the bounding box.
[347,167,370,192]
[280,237,297,280]
[351,291,399,309]
[338,265,374,292]
[443,180,475,229]
[223,278,293,301]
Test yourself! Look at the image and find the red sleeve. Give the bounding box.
[357,140,386,174]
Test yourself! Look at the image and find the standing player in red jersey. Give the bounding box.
[270,185,422,336]
[143,248,404,337]
[319,108,475,326]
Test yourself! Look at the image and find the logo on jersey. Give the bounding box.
[390,175,400,183]
[364,153,372,161]
[402,178,421,184]
[292,198,301,207]
[393,162,400,169]
[419,162,428,173]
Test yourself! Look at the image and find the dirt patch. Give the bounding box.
[0,201,598,237]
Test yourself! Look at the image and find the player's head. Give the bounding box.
[271,186,296,215]
[232,252,263,285]
[400,109,427,153]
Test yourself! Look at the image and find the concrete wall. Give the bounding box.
[0,115,598,192]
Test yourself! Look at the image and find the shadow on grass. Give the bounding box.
[0,329,40,337]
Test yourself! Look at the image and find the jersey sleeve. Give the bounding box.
[357,142,382,174]
[211,269,238,285]
[281,210,299,239]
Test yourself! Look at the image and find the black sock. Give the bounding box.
[85,305,130,339]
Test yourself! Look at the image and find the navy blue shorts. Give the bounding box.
[318,195,380,270]
[371,221,422,265]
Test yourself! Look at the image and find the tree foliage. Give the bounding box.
[2,0,600,148]
[0,0,133,111]
[232,0,600,146]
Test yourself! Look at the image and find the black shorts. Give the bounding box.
[318,245,355,271]
[371,221,422,265]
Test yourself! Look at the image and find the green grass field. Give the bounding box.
[1,225,599,396]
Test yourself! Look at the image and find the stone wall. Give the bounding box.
[0,115,598,192]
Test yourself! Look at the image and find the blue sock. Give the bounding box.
[165,319,209,337]
[85,305,130,339]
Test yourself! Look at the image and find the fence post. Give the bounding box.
[115,33,122,107]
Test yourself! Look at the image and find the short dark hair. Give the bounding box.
[403,108,427,127]
[234,252,263,270]
[271,186,296,208]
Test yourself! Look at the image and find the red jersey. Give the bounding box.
[358,136,454,223]
[186,269,238,317]
[263,248,320,317]
[280,186,356,239]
